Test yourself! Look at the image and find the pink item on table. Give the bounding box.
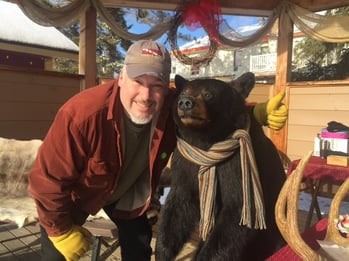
[321,128,349,139]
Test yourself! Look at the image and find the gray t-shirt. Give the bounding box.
[108,115,151,211]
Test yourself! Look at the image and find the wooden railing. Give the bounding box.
[250,53,277,73]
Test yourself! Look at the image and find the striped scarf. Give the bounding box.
[177,123,266,240]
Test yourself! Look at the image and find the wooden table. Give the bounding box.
[286,156,349,230]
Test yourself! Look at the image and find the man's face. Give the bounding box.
[118,69,168,124]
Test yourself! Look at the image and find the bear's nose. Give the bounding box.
[178,97,195,111]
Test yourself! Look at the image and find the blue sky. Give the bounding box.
[123,10,263,50]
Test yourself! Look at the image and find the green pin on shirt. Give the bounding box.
[160,152,167,159]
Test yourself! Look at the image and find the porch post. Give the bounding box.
[79,6,97,90]
[271,12,293,159]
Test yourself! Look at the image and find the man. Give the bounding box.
[29,40,288,261]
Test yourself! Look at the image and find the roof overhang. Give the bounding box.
[0,41,79,60]
[102,0,349,16]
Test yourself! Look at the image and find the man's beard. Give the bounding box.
[129,114,153,125]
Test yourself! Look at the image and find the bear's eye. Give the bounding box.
[203,91,213,101]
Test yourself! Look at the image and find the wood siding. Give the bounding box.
[247,83,273,104]
[247,83,274,138]
[244,81,349,165]
[287,81,349,161]
[0,67,83,140]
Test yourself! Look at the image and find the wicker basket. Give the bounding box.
[275,150,349,261]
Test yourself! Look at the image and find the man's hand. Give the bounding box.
[49,225,91,261]
[147,191,162,226]
[253,92,288,131]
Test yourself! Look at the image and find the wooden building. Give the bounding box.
[0,0,82,139]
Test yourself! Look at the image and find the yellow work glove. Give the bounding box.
[253,91,288,131]
[49,225,91,261]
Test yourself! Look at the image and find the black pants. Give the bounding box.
[103,203,153,261]
[40,205,152,261]
[40,226,65,261]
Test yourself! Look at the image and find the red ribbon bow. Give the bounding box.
[182,0,222,43]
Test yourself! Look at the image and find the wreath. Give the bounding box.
[168,0,221,66]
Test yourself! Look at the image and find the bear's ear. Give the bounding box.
[229,72,255,99]
[174,75,188,92]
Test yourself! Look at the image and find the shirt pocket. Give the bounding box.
[85,158,115,188]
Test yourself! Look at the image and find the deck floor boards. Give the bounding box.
[0,223,41,261]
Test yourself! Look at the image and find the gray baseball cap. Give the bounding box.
[125,40,171,84]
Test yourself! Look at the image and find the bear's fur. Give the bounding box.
[155,72,286,260]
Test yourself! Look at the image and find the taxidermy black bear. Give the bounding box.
[155,72,286,260]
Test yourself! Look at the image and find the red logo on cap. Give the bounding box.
[141,48,162,57]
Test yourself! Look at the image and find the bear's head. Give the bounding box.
[174,72,255,150]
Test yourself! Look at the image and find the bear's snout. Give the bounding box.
[178,96,195,111]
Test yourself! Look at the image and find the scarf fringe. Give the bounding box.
[237,129,266,230]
